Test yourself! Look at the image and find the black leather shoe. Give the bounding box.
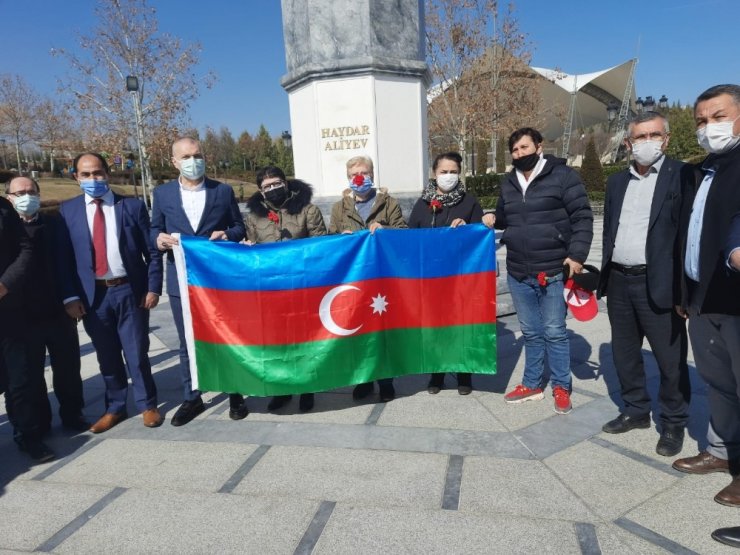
[352,382,373,400]
[267,395,292,411]
[712,526,740,548]
[428,374,444,394]
[656,426,684,457]
[229,402,249,420]
[602,413,650,434]
[17,438,55,463]
[171,398,205,427]
[457,373,472,395]
[299,393,314,412]
[61,415,90,432]
[379,382,395,402]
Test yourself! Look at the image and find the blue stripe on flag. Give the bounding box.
[182,223,495,291]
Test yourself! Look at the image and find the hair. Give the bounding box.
[695,84,740,110]
[171,136,201,157]
[345,155,374,177]
[5,176,40,195]
[432,151,462,172]
[627,111,670,136]
[508,128,543,152]
[256,166,286,187]
[72,152,109,174]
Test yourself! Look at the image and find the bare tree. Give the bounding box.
[35,98,72,174]
[425,0,539,175]
[0,74,39,174]
[52,0,216,204]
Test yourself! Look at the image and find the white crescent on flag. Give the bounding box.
[319,285,363,336]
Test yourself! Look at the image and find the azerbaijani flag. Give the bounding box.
[173,225,496,396]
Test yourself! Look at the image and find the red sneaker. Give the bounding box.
[504,384,545,404]
[553,386,572,414]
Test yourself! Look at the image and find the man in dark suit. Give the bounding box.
[672,84,740,507]
[151,137,248,426]
[5,177,86,432]
[0,194,53,462]
[60,152,163,433]
[598,112,690,456]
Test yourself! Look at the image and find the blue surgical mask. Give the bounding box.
[80,179,109,198]
[14,194,41,217]
[349,175,373,195]
[180,157,206,180]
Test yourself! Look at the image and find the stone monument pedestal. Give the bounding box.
[281,0,430,198]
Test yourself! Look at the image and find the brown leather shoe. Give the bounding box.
[672,452,730,474]
[89,413,126,434]
[141,408,163,428]
[716,477,740,507]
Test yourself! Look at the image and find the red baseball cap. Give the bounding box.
[563,278,598,321]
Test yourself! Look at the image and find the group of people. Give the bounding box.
[1,84,739,546]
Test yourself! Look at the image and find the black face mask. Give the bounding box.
[264,186,288,207]
[512,152,539,172]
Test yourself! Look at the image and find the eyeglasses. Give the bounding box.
[261,181,285,192]
[629,132,667,144]
[8,191,39,198]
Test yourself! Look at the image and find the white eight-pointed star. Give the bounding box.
[370,294,389,315]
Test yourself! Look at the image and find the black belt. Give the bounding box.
[95,277,129,287]
[611,263,647,276]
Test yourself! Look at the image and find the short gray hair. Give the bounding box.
[695,84,740,110]
[345,155,374,177]
[628,111,669,136]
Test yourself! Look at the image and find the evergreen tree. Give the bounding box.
[580,137,605,192]
[666,104,705,162]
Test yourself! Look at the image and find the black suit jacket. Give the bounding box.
[679,145,740,314]
[598,156,684,310]
[0,197,33,317]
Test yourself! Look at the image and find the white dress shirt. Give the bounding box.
[85,190,126,279]
[179,177,206,231]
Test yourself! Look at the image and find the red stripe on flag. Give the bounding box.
[189,272,495,346]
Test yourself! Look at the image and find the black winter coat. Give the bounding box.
[495,155,593,280]
[408,190,483,228]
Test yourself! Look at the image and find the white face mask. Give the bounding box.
[436,173,459,192]
[179,156,206,180]
[696,116,740,154]
[630,139,664,167]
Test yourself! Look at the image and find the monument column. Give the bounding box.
[281,0,430,198]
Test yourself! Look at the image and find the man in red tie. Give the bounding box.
[59,153,163,433]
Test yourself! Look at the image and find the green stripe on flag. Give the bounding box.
[194,323,496,396]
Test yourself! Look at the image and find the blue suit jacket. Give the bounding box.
[58,194,163,307]
[150,177,245,297]
[598,156,684,310]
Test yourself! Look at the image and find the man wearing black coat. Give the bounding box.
[6,177,86,432]
[672,84,740,508]
[0,192,53,462]
[597,112,690,456]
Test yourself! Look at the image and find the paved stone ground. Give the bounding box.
[0,217,735,554]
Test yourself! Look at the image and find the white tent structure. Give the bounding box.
[532,59,637,158]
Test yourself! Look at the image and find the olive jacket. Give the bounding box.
[328,188,407,233]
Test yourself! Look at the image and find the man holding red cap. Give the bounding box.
[598,111,690,457]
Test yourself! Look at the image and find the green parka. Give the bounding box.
[328,188,407,233]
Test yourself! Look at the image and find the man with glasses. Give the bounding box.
[6,177,86,433]
[597,111,690,456]
[151,137,248,425]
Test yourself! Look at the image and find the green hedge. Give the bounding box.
[465,173,501,199]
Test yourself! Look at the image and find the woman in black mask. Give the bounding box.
[483,127,593,416]
[245,166,327,412]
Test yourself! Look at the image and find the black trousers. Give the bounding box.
[27,312,84,425]
[606,270,690,426]
[688,312,740,460]
[1,325,47,441]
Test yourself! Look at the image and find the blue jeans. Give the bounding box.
[507,273,571,390]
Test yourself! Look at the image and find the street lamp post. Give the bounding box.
[281,131,292,149]
[126,75,151,210]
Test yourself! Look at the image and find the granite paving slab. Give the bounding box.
[376,394,508,432]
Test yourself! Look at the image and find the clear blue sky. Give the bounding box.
[2,0,738,137]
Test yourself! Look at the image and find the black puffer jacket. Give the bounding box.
[494,155,593,279]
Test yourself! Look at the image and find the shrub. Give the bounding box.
[465,173,501,199]
[580,137,606,192]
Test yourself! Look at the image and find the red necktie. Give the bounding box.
[92,199,109,277]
